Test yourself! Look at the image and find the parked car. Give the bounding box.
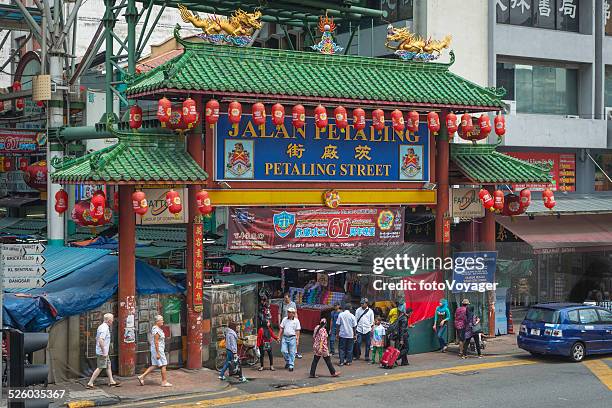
[517,303,612,362]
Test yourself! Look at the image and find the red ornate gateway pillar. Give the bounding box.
[480,186,496,336]
[185,97,204,369]
[435,110,450,257]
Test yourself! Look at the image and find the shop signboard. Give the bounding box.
[138,188,188,225]
[503,152,576,192]
[228,206,404,250]
[449,187,485,219]
[451,251,497,293]
[215,114,430,183]
[0,130,46,154]
[495,287,508,335]
[192,220,204,312]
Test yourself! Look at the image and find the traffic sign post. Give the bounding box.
[1,254,46,267]
[3,265,47,277]
[3,277,47,289]
[0,243,46,257]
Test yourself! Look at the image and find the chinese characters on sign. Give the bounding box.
[193,222,204,312]
[0,130,46,154]
[504,152,576,192]
[227,207,404,250]
[497,0,578,32]
[216,114,430,183]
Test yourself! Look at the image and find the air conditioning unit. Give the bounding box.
[502,100,516,115]
[605,107,612,120]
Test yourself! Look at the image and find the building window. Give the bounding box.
[606,1,612,35]
[496,0,578,32]
[338,0,413,33]
[606,66,612,108]
[496,62,578,116]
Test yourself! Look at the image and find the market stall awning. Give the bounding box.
[51,127,208,185]
[0,197,41,208]
[127,34,505,111]
[135,246,180,259]
[214,273,281,286]
[450,144,551,184]
[496,214,612,254]
[524,193,612,216]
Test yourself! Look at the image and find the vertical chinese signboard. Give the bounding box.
[193,220,204,312]
[503,152,576,192]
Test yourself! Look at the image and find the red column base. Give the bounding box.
[186,309,203,369]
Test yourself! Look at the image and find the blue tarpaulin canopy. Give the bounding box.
[3,255,181,331]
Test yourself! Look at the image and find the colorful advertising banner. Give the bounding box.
[503,152,576,192]
[452,251,497,293]
[228,206,404,250]
[0,130,46,154]
[215,114,430,183]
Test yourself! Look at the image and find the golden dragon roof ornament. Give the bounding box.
[385,25,451,62]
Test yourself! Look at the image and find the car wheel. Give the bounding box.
[529,351,540,356]
[569,342,585,362]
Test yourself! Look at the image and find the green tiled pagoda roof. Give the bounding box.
[51,131,208,184]
[450,144,551,184]
[127,35,505,110]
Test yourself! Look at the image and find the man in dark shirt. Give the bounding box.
[396,305,414,366]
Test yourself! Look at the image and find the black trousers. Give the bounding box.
[259,345,273,367]
[398,336,409,365]
[310,355,336,377]
[469,334,482,356]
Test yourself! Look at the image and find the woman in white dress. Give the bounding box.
[137,315,172,387]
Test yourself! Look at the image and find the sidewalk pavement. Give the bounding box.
[50,333,522,407]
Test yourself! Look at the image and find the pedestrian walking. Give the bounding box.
[278,307,301,372]
[433,298,451,352]
[279,293,302,359]
[465,305,483,358]
[257,319,278,371]
[396,305,414,366]
[354,298,374,361]
[219,321,239,380]
[329,303,341,355]
[336,303,357,366]
[455,299,470,358]
[87,313,120,388]
[137,315,172,387]
[309,318,341,378]
[370,316,386,364]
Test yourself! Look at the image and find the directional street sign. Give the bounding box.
[3,265,47,278]
[2,276,47,289]
[1,254,46,266]
[1,243,46,257]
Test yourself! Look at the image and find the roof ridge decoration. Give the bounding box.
[177,3,261,47]
[311,13,343,55]
[385,25,452,62]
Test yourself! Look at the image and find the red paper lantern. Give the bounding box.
[182,97,197,127]
[519,188,531,210]
[132,190,148,215]
[406,111,419,133]
[157,97,171,125]
[228,101,242,124]
[542,189,556,210]
[129,104,143,129]
[494,114,506,137]
[113,191,119,211]
[493,189,504,212]
[167,109,188,131]
[292,105,306,128]
[446,112,458,135]
[23,160,47,191]
[196,189,213,215]
[372,109,385,132]
[334,106,348,129]
[271,103,285,127]
[352,108,366,131]
[205,99,220,125]
[314,105,328,129]
[3,157,12,172]
[12,81,21,92]
[503,194,523,217]
[18,158,28,171]
[478,114,492,137]
[479,189,494,212]
[165,189,182,214]
[427,112,440,135]
[252,102,266,126]
[460,113,474,135]
[54,189,68,214]
[72,200,112,227]
[90,192,106,220]
[36,100,44,108]
[391,109,405,133]
[15,98,24,110]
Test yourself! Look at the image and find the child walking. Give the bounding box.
[371,317,386,364]
[257,319,278,371]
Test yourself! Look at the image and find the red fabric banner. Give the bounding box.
[403,271,444,325]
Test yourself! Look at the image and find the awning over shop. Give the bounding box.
[0,197,41,207]
[497,214,612,254]
[524,192,612,216]
[135,246,180,259]
[214,273,281,286]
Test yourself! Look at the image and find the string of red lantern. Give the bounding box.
[372,109,385,132]
[427,112,440,135]
[314,105,327,129]
[166,190,182,215]
[272,103,285,127]
[129,104,143,129]
[292,104,305,128]
[132,190,148,215]
[334,106,348,129]
[196,190,213,215]
[54,189,68,215]
[206,99,220,125]
[542,189,556,210]
[252,102,266,126]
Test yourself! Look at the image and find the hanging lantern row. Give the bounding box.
[479,187,554,216]
[154,97,200,131]
[71,199,113,227]
[448,112,506,142]
[127,189,214,216]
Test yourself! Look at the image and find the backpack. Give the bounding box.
[455,306,467,330]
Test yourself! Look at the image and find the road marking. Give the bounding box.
[583,359,612,391]
[169,359,537,407]
[109,388,236,408]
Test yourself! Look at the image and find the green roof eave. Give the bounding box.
[450,143,551,184]
[126,34,505,111]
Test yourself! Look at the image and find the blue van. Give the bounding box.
[517,303,612,362]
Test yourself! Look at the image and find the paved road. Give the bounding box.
[117,354,612,408]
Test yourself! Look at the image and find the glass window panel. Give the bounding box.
[534,0,555,28]
[515,64,534,113]
[606,0,612,35]
[497,0,511,23]
[606,66,612,108]
[397,0,413,21]
[556,0,578,31]
[496,63,515,100]
[509,0,533,26]
[578,308,599,324]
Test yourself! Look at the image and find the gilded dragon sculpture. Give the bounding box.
[385,25,451,61]
[178,4,262,37]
